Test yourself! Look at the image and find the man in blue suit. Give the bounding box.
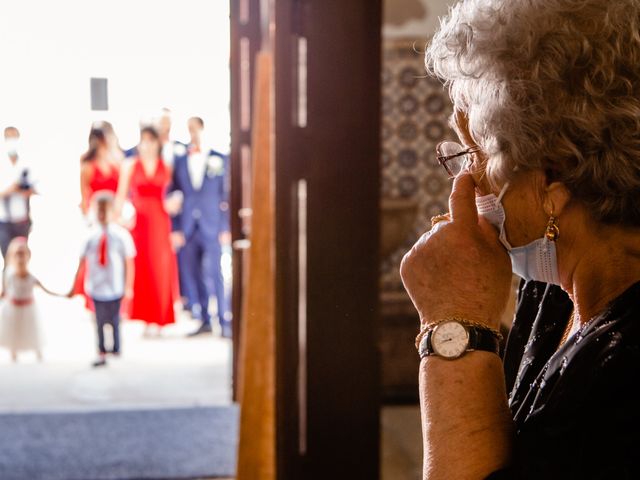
[169,116,231,337]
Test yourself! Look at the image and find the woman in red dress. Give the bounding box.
[72,127,121,309]
[80,128,120,213]
[115,126,178,333]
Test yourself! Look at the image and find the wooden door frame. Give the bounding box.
[229,0,262,401]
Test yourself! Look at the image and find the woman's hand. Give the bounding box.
[400,172,512,330]
[170,231,186,251]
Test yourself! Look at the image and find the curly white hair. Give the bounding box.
[426,0,640,226]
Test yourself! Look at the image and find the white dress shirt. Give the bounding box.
[187,148,207,191]
[0,154,32,223]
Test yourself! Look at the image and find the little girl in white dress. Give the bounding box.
[0,237,60,362]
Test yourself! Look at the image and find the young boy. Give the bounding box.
[69,190,136,367]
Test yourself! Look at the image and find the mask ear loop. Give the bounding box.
[496,182,509,202]
[497,164,518,202]
[494,182,512,250]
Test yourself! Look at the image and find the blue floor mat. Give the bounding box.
[0,405,239,480]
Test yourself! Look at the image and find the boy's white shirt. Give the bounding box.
[80,222,136,301]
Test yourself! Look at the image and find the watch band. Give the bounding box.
[467,326,501,355]
[419,324,501,359]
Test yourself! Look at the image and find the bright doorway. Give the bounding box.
[0,0,233,413]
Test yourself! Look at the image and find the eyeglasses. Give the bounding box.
[435,141,480,178]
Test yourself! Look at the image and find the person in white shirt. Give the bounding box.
[68,190,136,367]
[0,127,36,265]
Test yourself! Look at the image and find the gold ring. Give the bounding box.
[430,213,450,227]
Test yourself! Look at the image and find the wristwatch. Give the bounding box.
[418,320,501,360]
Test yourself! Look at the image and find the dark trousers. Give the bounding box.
[182,226,229,327]
[177,247,192,309]
[0,220,31,261]
[93,298,122,354]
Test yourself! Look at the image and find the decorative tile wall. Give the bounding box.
[380,39,456,301]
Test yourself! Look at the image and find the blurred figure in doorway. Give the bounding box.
[0,127,36,269]
[69,191,135,368]
[124,109,187,164]
[158,107,188,166]
[157,107,194,313]
[169,116,231,338]
[0,237,64,362]
[79,126,120,216]
[72,125,121,312]
[95,120,126,167]
[115,126,179,335]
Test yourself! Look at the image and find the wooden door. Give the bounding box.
[273,1,382,478]
[230,0,382,477]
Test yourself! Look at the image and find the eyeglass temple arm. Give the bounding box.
[437,146,480,163]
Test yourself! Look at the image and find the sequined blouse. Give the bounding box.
[487,280,640,479]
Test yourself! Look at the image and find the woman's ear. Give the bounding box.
[451,109,478,148]
[544,181,571,217]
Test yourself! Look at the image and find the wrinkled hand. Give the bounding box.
[400,173,512,330]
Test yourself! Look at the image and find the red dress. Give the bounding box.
[84,162,120,211]
[73,162,120,310]
[128,158,178,326]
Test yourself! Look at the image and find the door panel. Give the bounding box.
[274,1,382,478]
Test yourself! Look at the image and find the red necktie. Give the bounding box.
[98,231,108,267]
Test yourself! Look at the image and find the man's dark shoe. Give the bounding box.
[188,323,213,337]
[92,358,107,368]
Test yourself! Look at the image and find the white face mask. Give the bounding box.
[475,183,561,285]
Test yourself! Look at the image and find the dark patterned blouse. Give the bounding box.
[487,279,640,479]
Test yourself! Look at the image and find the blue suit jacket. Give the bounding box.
[123,146,138,159]
[169,148,229,241]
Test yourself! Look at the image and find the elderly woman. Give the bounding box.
[400,0,640,478]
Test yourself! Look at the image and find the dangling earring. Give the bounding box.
[545,213,559,242]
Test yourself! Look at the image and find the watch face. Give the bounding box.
[431,321,469,358]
